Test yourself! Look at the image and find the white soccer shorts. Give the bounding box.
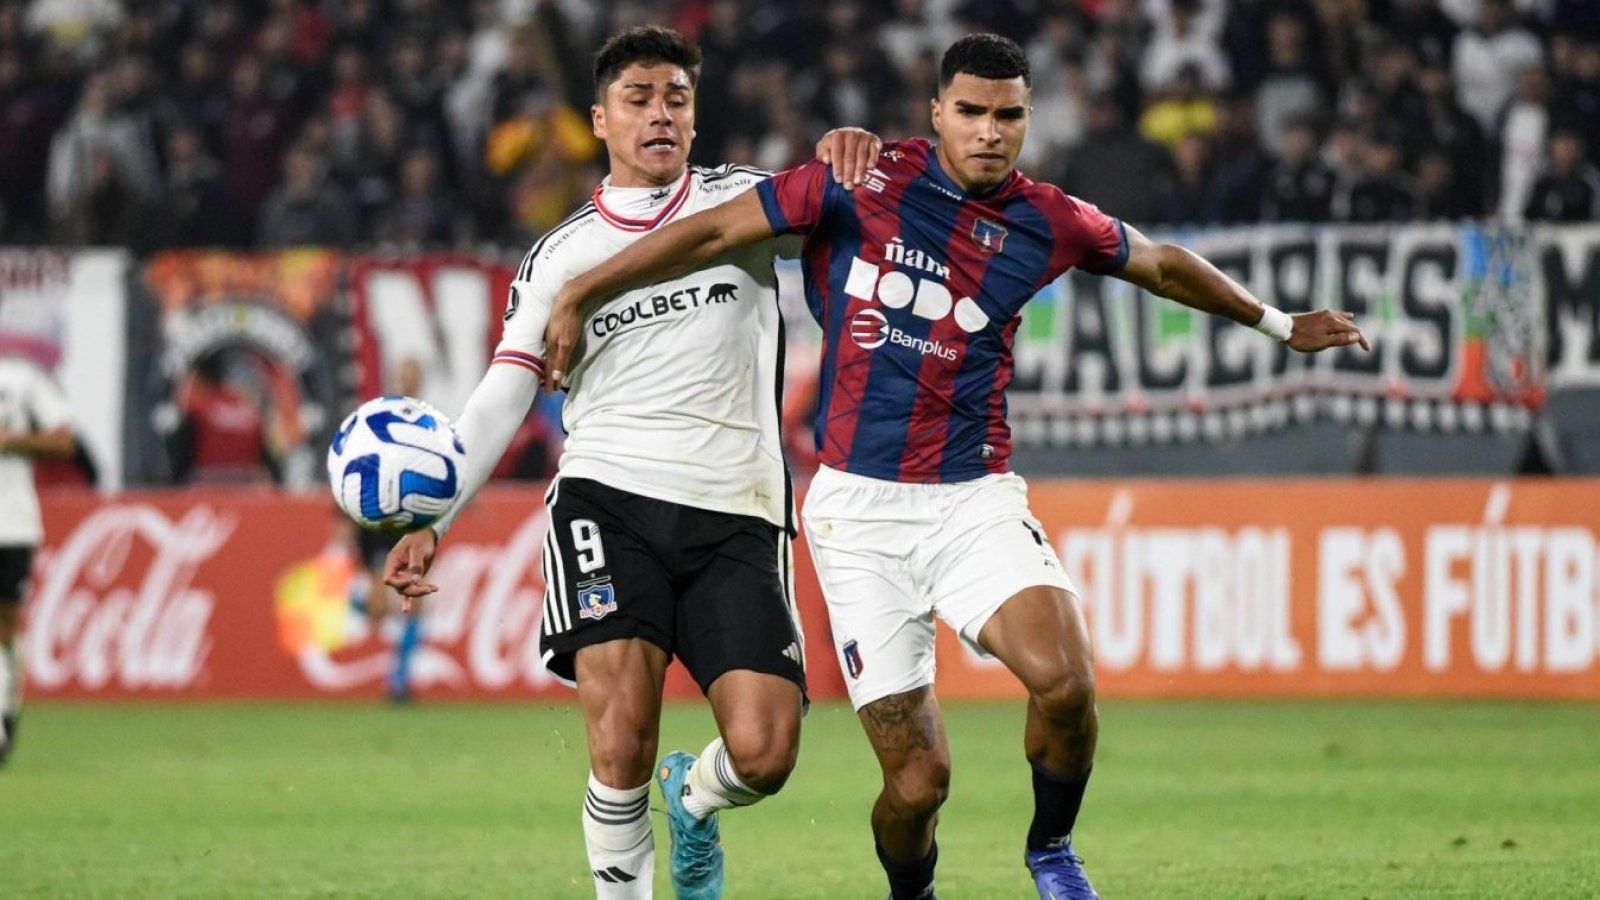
[801,465,1076,710]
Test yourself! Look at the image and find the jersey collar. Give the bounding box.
[593,169,694,231]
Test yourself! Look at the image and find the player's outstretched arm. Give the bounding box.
[542,189,777,390]
[384,363,538,603]
[1113,224,1368,353]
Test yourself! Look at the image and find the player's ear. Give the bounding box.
[929,97,942,135]
[591,103,606,140]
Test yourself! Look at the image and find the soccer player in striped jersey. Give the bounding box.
[541,34,1367,900]
[383,26,880,900]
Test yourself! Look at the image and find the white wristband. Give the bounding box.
[1252,306,1294,342]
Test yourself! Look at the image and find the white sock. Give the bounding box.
[682,737,766,820]
[582,772,653,898]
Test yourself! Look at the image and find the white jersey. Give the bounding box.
[496,165,796,528]
[0,356,73,546]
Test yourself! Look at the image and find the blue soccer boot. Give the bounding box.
[658,751,724,899]
[1025,839,1099,900]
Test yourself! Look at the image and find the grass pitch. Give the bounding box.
[2,700,1596,898]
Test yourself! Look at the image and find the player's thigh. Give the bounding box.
[676,516,806,698]
[975,584,1094,699]
[540,478,676,685]
[925,474,1076,660]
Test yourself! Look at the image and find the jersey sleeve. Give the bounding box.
[493,255,558,379]
[754,159,839,236]
[1055,194,1130,275]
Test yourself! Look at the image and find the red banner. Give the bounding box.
[30,480,1600,701]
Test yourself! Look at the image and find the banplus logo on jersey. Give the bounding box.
[845,235,990,359]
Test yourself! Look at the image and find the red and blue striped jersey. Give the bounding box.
[755,138,1128,483]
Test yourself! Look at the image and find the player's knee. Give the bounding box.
[884,758,951,820]
[723,724,800,794]
[589,723,658,788]
[1032,665,1097,726]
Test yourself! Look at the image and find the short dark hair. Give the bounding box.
[593,26,702,101]
[939,33,1030,90]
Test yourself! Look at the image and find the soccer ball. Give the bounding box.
[327,396,465,532]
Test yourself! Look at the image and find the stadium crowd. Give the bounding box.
[2,0,1598,253]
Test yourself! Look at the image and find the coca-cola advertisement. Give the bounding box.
[32,487,843,700]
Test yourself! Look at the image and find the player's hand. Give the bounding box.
[384,527,439,612]
[816,126,882,191]
[543,287,581,393]
[1288,310,1369,353]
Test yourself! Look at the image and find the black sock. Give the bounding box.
[877,840,937,900]
[1027,762,1092,852]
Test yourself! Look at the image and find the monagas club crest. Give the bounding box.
[972,219,1007,253]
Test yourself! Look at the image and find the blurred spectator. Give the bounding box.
[256,144,357,247]
[0,48,69,242]
[801,41,901,134]
[1415,148,1474,218]
[24,0,122,62]
[1150,132,1216,225]
[881,0,961,74]
[168,351,277,486]
[485,85,597,240]
[1364,39,1428,138]
[1139,63,1216,148]
[222,55,295,237]
[1224,0,1329,93]
[1143,0,1231,95]
[46,70,158,245]
[1057,92,1169,224]
[1524,128,1600,221]
[1340,129,1420,221]
[1207,92,1273,222]
[1410,58,1488,214]
[1261,115,1335,221]
[167,42,230,148]
[1452,0,1542,131]
[155,123,228,247]
[1254,9,1331,155]
[1498,63,1549,222]
[1378,0,1459,69]
[372,147,471,246]
[1549,39,1600,168]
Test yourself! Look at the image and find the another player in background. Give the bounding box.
[541,34,1367,900]
[348,357,427,703]
[383,27,881,899]
[0,353,77,766]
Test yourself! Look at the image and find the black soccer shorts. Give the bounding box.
[0,546,34,604]
[539,477,806,696]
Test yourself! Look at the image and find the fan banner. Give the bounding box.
[29,480,1600,701]
[1006,224,1600,448]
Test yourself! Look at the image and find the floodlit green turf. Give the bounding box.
[2,700,1597,898]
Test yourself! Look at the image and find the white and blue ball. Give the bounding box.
[327,396,465,532]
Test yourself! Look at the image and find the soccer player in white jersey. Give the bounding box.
[0,353,77,766]
[539,34,1367,900]
[384,26,880,900]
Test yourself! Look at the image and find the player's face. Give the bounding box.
[593,62,696,188]
[930,73,1030,193]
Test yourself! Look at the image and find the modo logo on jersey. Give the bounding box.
[590,282,739,338]
[842,251,988,359]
